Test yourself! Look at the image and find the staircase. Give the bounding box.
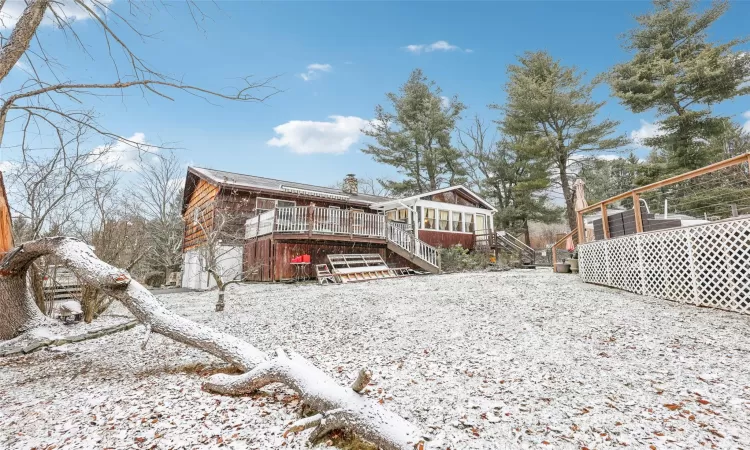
[386,222,441,274]
[495,231,536,268]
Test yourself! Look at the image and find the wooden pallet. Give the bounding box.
[326,254,417,283]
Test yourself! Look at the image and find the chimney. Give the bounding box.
[342,174,358,194]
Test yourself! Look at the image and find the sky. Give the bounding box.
[1,0,749,189]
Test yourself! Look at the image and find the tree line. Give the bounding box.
[362,0,750,237]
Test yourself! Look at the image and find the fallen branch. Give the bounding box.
[0,237,427,450]
[352,368,373,393]
[0,320,138,357]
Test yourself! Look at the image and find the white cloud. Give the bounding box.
[403,40,470,54]
[0,0,112,29]
[440,96,450,109]
[267,116,371,155]
[300,63,332,82]
[0,160,17,174]
[88,132,158,171]
[743,111,750,134]
[630,120,665,146]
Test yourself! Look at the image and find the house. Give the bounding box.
[180,167,497,287]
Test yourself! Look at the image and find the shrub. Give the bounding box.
[438,245,492,273]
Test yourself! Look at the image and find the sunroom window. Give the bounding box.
[423,208,436,229]
[452,211,463,232]
[439,210,450,230]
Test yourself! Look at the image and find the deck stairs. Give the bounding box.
[495,231,536,269]
[385,222,441,274]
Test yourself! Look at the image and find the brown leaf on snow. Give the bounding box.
[664,403,681,411]
[696,399,710,405]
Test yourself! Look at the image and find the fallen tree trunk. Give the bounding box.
[0,237,426,450]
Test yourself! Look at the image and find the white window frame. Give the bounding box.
[256,197,296,212]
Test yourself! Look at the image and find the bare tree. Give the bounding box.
[132,152,184,283]
[189,201,261,311]
[0,238,428,449]
[0,0,277,158]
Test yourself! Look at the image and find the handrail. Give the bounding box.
[577,152,750,215]
[551,229,577,271]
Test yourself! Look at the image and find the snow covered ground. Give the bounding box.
[2,269,750,449]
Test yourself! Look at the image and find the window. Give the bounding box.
[424,208,436,229]
[256,197,296,212]
[476,214,487,232]
[398,208,409,221]
[386,210,396,221]
[466,214,475,233]
[452,211,463,232]
[439,210,450,230]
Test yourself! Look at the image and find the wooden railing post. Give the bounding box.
[307,205,314,237]
[552,247,557,272]
[633,193,644,233]
[576,211,585,244]
[601,203,610,239]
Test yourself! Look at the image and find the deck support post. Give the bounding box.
[601,203,610,239]
[633,193,644,234]
[307,205,314,238]
[576,211,585,245]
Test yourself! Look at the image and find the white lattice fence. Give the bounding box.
[578,217,750,315]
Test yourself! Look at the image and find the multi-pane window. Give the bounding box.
[476,214,486,232]
[256,197,295,212]
[439,210,450,230]
[398,209,409,221]
[452,211,463,232]
[386,210,396,221]
[466,214,475,232]
[423,208,436,229]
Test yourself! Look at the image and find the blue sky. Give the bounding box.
[2,0,749,188]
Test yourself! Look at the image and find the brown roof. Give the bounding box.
[184,166,392,208]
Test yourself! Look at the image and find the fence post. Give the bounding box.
[601,203,610,239]
[576,211,585,244]
[633,193,644,233]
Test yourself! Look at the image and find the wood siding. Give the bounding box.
[183,173,381,252]
[182,178,220,251]
[243,238,418,281]
[0,172,13,254]
[429,190,483,208]
[418,230,475,249]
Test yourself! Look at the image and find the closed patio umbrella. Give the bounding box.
[569,178,588,249]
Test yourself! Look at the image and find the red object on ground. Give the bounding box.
[302,254,311,263]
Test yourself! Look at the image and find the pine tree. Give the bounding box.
[362,69,466,196]
[498,51,627,231]
[460,117,562,241]
[609,0,750,175]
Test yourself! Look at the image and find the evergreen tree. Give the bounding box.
[609,0,750,176]
[498,51,627,230]
[363,69,466,196]
[460,117,562,241]
[577,154,642,205]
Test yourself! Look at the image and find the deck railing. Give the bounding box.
[245,206,386,239]
[386,222,439,268]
